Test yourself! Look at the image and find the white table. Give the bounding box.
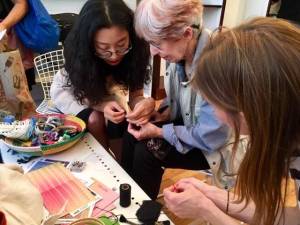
[0,133,172,224]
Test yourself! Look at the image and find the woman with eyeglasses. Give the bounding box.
[121,0,231,200]
[50,0,154,149]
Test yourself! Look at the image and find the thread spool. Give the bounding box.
[119,183,131,207]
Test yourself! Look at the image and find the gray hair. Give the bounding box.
[135,0,203,42]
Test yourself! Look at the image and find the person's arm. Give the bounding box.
[163,182,242,225]
[177,178,255,223]
[204,209,242,225]
[128,89,144,108]
[162,100,229,154]
[205,186,255,223]
[0,0,28,31]
[50,70,87,115]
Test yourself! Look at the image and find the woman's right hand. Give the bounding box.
[177,177,214,194]
[163,182,218,220]
[103,101,126,124]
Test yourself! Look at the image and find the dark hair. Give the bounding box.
[193,17,300,225]
[64,0,150,105]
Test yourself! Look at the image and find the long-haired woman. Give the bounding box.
[164,17,300,225]
[50,0,154,148]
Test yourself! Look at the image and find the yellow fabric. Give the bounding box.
[104,76,131,113]
[282,178,297,207]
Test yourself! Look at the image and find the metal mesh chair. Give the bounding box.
[34,49,65,114]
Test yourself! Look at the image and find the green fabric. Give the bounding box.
[99,216,119,225]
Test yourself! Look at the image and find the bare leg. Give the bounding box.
[87,110,109,149]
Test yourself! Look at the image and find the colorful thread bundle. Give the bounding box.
[0,115,81,147]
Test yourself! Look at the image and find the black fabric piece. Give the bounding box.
[76,108,93,126]
[143,120,181,161]
[144,138,170,160]
[106,120,127,139]
[0,0,13,20]
[136,200,162,225]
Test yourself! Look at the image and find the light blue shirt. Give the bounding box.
[161,29,229,154]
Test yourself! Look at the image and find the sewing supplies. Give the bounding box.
[0,114,86,156]
[3,115,15,124]
[69,161,87,172]
[119,183,131,207]
[0,110,11,122]
[119,215,139,225]
[0,115,80,147]
[0,118,36,140]
[136,200,163,224]
[119,215,170,225]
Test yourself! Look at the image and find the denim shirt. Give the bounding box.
[162,28,229,154]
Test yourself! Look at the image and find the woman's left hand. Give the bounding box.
[126,97,155,125]
[163,182,217,219]
[127,122,162,140]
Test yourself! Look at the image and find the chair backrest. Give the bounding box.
[34,49,65,100]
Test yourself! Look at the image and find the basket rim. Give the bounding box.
[1,114,86,154]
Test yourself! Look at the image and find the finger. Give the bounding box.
[128,123,141,131]
[111,102,125,113]
[136,118,149,126]
[163,186,175,200]
[128,130,141,140]
[178,177,200,186]
[126,109,141,120]
[126,118,136,124]
[104,109,124,119]
[179,177,207,190]
[126,105,149,120]
[127,124,141,139]
[113,117,125,124]
[111,110,125,117]
[175,182,191,192]
[112,114,125,121]
[127,117,148,125]
[163,188,181,206]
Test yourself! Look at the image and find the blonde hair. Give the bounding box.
[135,0,203,42]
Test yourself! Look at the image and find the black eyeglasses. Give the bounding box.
[95,44,132,59]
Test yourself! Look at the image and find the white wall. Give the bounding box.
[41,0,136,14]
[223,0,269,27]
[203,7,222,30]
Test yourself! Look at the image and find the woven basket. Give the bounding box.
[1,114,86,156]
